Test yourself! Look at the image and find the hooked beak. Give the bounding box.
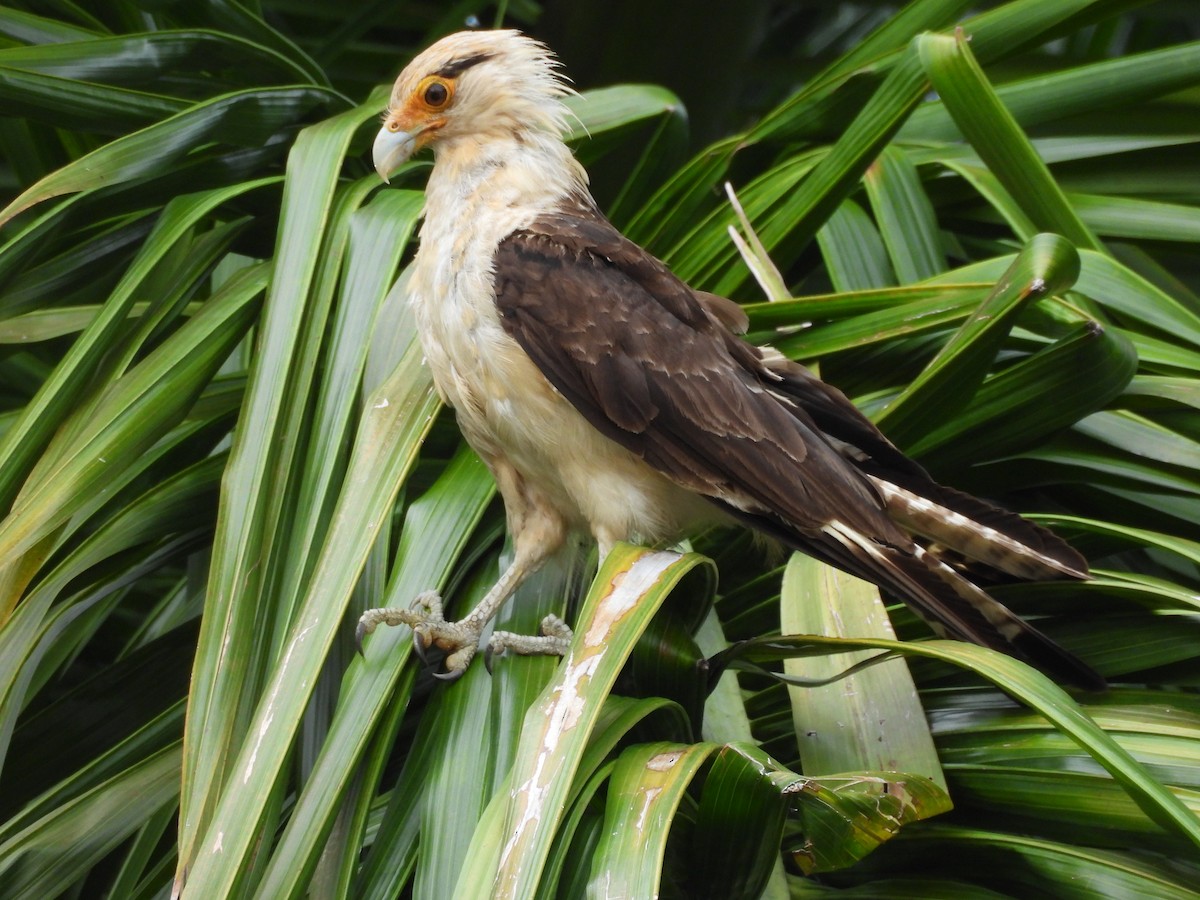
[372,125,418,183]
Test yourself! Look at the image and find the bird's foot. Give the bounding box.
[356,591,481,680]
[485,614,573,672]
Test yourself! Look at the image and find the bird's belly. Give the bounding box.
[424,316,715,544]
[495,386,713,541]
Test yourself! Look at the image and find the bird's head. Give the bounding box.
[373,29,573,181]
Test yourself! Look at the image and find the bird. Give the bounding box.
[358,29,1103,690]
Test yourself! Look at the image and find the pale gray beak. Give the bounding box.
[372,126,417,183]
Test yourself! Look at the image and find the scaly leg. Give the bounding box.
[357,463,570,679]
[485,529,620,668]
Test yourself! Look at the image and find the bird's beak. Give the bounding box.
[373,124,417,183]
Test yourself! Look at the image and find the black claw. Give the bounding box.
[433,666,466,682]
[484,646,496,674]
[354,623,368,657]
[412,630,431,665]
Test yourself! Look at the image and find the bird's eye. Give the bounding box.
[423,79,450,108]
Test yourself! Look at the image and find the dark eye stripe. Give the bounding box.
[434,52,493,79]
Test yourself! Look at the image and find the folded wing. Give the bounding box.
[491,204,1102,690]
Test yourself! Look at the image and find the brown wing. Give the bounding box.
[492,209,903,546]
[491,206,1101,690]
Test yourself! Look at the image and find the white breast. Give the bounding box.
[409,145,548,449]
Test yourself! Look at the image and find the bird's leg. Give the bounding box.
[486,532,618,667]
[357,474,568,679]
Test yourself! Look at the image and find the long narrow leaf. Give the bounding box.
[176,88,390,880]
[917,30,1101,250]
[715,636,1200,850]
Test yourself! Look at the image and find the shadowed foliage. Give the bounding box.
[1,1,1199,897]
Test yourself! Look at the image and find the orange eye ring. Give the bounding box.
[417,76,453,110]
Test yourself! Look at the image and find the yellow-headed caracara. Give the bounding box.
[359,30,1102,690]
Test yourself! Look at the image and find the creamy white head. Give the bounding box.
[373,29,574,180]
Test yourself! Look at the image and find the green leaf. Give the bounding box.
[903,40,1200,142]
[713,43,931,295]
[887,825,1200,899]
[178,332,439,896]
[0,744,181,900]
[864,146,946,282]
[0,30,317,87]
[1032,514,1200,569]
[0,85,342,225]
[177,90,390,881]
[816,199,896,292]
[563,84,685,142]
[814,0,977,84]
[0,8,99,44]
[781,556,946,790]
[910,320,1137,464]
[536,695,694,900]
[0,66,184,132]
[0,180,273,512]
[0,270,260,634]
[790,770,953,875]
[876,232,1082,448]
[1071,193,1200,244]
[715,636,1200,851]
[917,31,1101,250]
[1076,250,1200,350]
[455,545,715,900]
[594,741,716,897]
[688,743,809,897]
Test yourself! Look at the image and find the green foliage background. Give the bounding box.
[0,1,1199,897]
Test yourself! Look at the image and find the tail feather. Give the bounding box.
[765,358,1088,580]
[822,521,1105,691]
[709,356,1101,688]
[716,497,1104,690]
[867,475,1088,581]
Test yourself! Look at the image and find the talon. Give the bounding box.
[355,621,369,656]
[355,608,390,656]
[412,627,432,664]
[355,590,562,679]
[484,643,508,676]
[445,644,476,672]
